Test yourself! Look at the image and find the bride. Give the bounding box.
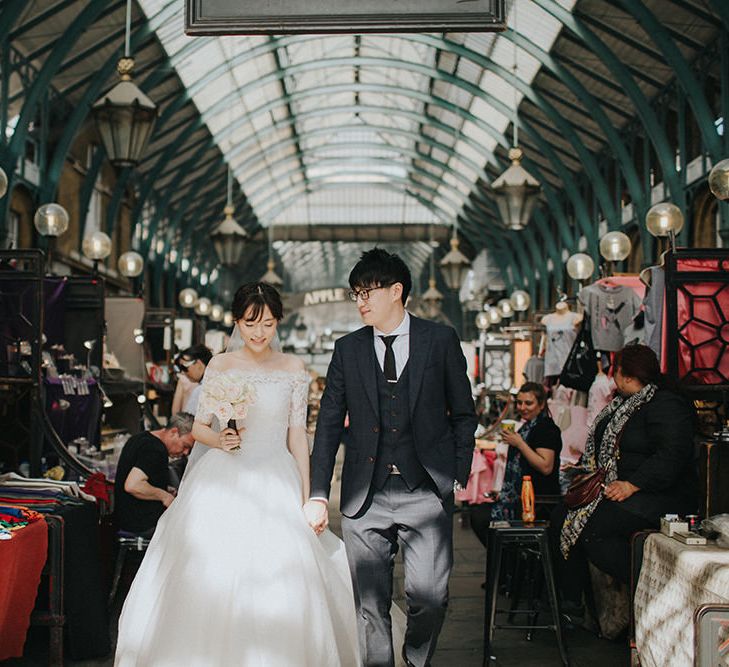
[114,282,359,666]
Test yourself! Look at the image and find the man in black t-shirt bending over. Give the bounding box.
[114,413,195,537]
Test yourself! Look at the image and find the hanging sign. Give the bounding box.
[186,0,506,35]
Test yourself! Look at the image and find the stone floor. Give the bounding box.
[9,461,629,666]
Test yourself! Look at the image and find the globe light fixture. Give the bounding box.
[211,168,248,266]
[34,203,70,237]
[195,297,212,317]
[599,231,632,262]
[475,312,490,331]
[439,233,471,291]
[486,306,502,326]
[566,253,595,281]
[82,230,112,261]
[645,202,684,238]
[91,0,157,167]
[223,311,234,328]
[421,278,444,318]
[0,166,7,199]
[708,158,729,201]
[210,304,224,322]
[497,298,514,319]
[118,250,144,278]
[510,290,531,312]
[178,287,198,309]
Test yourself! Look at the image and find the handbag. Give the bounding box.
[564,425,626,509]
[559,318,597,392]
[564,468,606,508]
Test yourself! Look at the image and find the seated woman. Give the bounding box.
[471,382,562,547]
[550,344,697,610]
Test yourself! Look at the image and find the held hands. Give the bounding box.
[218,427,242,452]
[604,480,639,502]
[303,499,329,536]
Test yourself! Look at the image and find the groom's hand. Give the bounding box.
[303,499,329,535]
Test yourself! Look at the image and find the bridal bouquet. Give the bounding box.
[201,373,257,427]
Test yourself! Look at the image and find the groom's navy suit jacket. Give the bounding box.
[311,314,477,518]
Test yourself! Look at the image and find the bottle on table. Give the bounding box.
[521,475,535,523]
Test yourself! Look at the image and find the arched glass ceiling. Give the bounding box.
[138,0,576,232]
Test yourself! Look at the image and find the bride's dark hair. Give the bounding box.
[232,282,283,322]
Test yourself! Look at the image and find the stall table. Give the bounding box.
[635,532,729,667]
[0,519,48,660]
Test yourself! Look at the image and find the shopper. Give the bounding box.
[171,344,212,415]
[550,344,697,611]
[114,413,195,537]
[470,382,562,547]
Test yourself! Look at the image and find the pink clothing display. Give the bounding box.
[456,449,500,505]
[559,406,589,465]
[587,373,616,427]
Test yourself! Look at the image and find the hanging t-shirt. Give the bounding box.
[541,310,582,376]
[578,283,641,352]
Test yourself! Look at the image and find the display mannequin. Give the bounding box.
[540,301,582,379]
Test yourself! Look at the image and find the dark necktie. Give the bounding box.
[380,335,398,382]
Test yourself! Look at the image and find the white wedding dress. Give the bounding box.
[115,368,360,666]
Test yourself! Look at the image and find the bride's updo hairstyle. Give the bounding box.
[232,282,284,322]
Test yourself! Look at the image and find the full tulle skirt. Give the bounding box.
[114,444,359,667]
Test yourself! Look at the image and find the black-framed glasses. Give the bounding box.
[348,285,391,302]
[177,358,196,373]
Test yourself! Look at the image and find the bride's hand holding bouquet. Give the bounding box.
[201,374,257,452]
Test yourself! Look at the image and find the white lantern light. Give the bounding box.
[34,203,70,237]
[195,297,212,317]
[566,253,595,281]
[486,307,502,325]
[645,202,684,237]
[178,288,198,309]
[709,158,729,201]
[223,311,234,328]
[210,304,224,322]
[497,298,514,319]
[599,231,631,262]
[0,166,7,199]
[510,290,531,312]
[118,251,144,278]
[475,312,490,331]
[82,231,112,261]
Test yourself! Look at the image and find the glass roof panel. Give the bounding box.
[138,0,577,268]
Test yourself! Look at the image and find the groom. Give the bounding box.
[304,248,477,667]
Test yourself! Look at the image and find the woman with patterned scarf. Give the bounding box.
[549,344,697,612]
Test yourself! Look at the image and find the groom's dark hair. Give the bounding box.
[349,248,412,304]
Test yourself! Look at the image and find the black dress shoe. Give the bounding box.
[401,647,416,667]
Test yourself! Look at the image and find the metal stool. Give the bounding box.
[483,521,568,666]
[108,530,151,606]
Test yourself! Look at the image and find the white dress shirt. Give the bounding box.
[373,311,410,380]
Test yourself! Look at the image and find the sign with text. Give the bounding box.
[186,0,506,35]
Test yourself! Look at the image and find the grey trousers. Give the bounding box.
[341,475,454,667]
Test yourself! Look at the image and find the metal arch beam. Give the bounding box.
[0,0,108,168]
[502,27,647,227]
[708,0,729,31]
[616,0,722,160]
[532,0,685,211]
[8,0,80,41]
[0,1,27,46]
[22,1,125,64]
